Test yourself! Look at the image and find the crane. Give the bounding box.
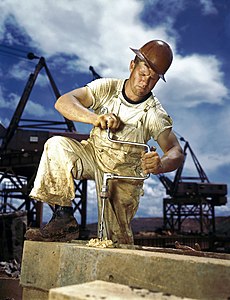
[0,54,88,228]
[158,135,227,233]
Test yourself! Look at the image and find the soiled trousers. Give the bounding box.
[30,136,144,244]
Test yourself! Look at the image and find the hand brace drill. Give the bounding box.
[98,128,154,240]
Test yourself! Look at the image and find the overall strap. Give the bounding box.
[143,96,157,112]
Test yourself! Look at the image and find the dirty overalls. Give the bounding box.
[30,78,172,245]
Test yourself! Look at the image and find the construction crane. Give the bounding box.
[0,54,88,228]
[158,135,227,234]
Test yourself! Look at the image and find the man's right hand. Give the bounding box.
[94,113,121,130]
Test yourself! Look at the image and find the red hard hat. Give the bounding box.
[130,40,173,82]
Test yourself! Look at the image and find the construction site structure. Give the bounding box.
[0,53,228,236]
[158,136,227,234]
[0,54,89,229]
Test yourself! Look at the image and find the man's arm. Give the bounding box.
[55,86,120,130]
[141,129,184,175]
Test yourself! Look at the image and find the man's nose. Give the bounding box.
[141,77,149,87]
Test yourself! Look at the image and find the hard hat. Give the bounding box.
[130,40,173,82]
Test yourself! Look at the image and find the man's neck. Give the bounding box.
[123,80,152,104]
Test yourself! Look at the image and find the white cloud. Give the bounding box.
[7,61,48,87]
[86,180,98,224]
[0,0,227,96]
[0,91,18,108]
[155,53,228,108]
[0,0,174,77]
[0,90,55,127]
[25,100,55,117]
[1,0,227,109]
[200,0,218,15]
[0,86,5,107]
[8,63,30,81]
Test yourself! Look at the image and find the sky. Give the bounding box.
[0,0,229,224]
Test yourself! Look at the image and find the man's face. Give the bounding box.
[128,60,159,100]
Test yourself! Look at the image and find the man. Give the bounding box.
[25,40,184,245]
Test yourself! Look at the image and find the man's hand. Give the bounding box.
[141,148,163,175]
[94,113,121,131]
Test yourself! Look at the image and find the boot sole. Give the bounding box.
[55,231,80,242]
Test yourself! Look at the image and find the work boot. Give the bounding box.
[25,206,79,242]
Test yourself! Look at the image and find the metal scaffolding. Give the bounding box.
[0,54,88,228]
[159,137,227,234]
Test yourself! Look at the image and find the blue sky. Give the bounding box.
[0,0,229,223]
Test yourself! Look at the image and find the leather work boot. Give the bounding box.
[25,206,79,242]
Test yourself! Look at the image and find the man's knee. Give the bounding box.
[44,136,71,151]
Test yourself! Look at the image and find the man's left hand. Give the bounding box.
[141,149,163,175]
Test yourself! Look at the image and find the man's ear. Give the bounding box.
[129,60,135,72]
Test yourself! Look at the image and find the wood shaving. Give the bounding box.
[86,238,114,248]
